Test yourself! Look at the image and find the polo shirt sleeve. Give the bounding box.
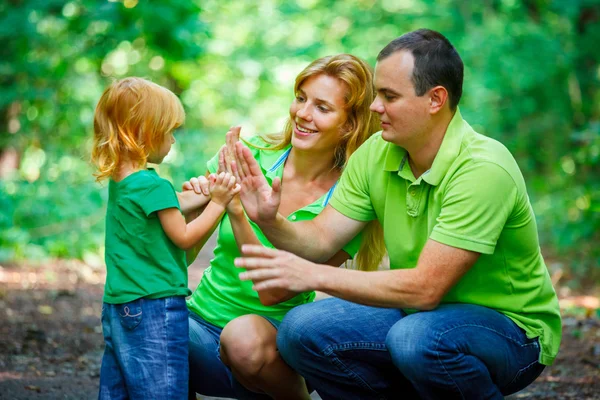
[430,161,517,254]
[328,142,376,222]
[138,178,181,216]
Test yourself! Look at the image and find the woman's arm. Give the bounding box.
[227,203,287,305]
[177,190,210,215]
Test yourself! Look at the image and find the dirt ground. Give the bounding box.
[1,246,599,399]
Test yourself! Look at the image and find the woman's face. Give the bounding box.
[289,74,348,154]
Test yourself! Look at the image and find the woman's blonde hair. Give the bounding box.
[261,54,386,271]
[91,77,185,182]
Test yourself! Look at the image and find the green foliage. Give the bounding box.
[1,0,598,284]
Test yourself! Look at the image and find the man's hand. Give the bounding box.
[235,245,321,293]
[232,141,282,224]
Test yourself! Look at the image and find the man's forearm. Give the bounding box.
[315,267,438,310]
[259,214,336,262]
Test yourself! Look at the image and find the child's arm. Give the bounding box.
[179,173,215,264]
[158,172,240,250]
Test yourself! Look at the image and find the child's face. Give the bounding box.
[148,131,175,164]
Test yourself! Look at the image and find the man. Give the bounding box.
[232,29,561,399]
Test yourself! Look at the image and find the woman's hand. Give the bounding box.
[233,141,282,224]
[182,175,210,196]
[179,175,211,215]
[219,127,244,215]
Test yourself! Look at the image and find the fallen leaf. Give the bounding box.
[38,305,53,315]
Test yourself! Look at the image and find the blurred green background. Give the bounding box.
[1,0,598,289]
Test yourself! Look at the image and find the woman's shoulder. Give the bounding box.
[243,134,286,152]
[244,134,291,169]
[244,134,272,147]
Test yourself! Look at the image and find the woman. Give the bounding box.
[184,54,385,399]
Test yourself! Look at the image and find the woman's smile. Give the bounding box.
[294,123,318,137]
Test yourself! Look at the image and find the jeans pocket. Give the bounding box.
[118,299,143,330]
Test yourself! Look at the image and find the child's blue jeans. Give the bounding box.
[98,296,189,400]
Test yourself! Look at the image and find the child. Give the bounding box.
[91,77,239,400]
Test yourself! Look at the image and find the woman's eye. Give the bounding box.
[296,95,305,102]
[317,105,329,112]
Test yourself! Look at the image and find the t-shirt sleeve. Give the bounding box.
[138,178,180,216]
[328,140,376,222]
[430,161,517,254]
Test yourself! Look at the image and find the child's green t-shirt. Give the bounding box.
[103,168,191,304]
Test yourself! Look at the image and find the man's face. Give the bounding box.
[370,51,431,147]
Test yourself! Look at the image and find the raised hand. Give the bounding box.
[209,172,241,208]
[218,144,243,214]
[224,126,241,174]
[232,141,282,224]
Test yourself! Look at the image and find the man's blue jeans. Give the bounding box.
[277,298,545,400]
[98,296,189,400]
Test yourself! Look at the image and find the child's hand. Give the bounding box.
[209,172,241,207]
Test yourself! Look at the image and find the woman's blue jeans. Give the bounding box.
[187,312,279,400]
[98,296,189,400]
[277,298,545,400]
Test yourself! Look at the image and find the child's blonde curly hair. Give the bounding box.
[92,77,185,182]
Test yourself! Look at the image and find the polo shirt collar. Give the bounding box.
[423,108,466,186]
[383,141,407,172]
[382,108,467,186]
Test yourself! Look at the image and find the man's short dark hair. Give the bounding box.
[378,29,463,110]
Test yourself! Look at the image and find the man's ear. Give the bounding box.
[429,86,448,114]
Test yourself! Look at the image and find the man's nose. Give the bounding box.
[370,98,384,114]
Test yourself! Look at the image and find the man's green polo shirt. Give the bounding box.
[187,136,362,328]
[329,109,561,365]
